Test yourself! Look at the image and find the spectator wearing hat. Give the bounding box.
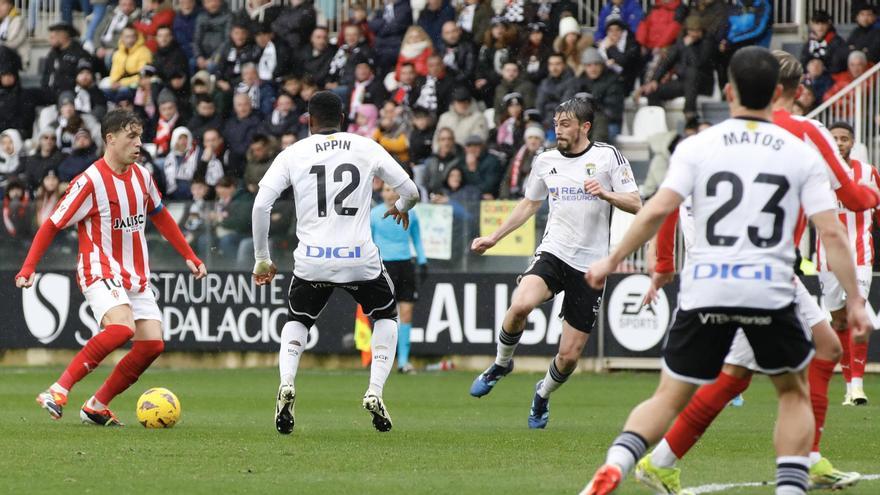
[73,59,108,121]
[461,133,503,199]
[173,0,200,70]
[294,26,334,86]
[154,25,189,84]
[475,17,520,103]
[535,53,573,127]
[215,22,261,95]
[194,0,233,72]
[0,50,33,138]
[718,0,772,88]
[491,92,526,162]
[345,58,387,121]
[259,92,302,139]
[369,0,414,75]
[848,4,880,64]
[271,0,316,53]
[24,129,64,192]
[414,54,454,115]
[57,129,97,183]
[492,61,536,119]
[519,21,553,84]
[254,21,290,82]
[100,26,153,99]
[433,86,488,150]
[458,0,494,45]
[438,21,476,86]
[236,62,275,118]
[222,92,262,176]
[91,0,140,65]
[563,49,625,142]
[326,24,373,91]
[409,106,436,166]
[42,23,91,97]
[596,0,644,41]
[801,10,849,75]
[499,124,544,199]
[0,0,27,68]
[146,88,184,157]
[637,16,714,120]
[0,128,22,187]
[635,0,681,55]
[42,90,100,154]
[163,126,199,199]
[135,0,176,53]
[418,0,455,49]
[599,15,642,93]
[553,15,593,76]
[347,102,379,137]
[424,126,464,193]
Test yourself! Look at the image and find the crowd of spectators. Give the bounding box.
[0,0,877,265]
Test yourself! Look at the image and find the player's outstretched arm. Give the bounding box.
[15,220,62,288]
[587,188,683,289]
[149,207,206,279]
[812,210,872,342]
[471,198,543,254]
[252,184,281,286]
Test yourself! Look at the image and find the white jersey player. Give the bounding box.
[582,47,871,495]
[250,91,420,435]
[468,97,642,429]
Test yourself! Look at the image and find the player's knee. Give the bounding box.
[508,300,535,320]
[555,353,579,373]
[820,338,843,362]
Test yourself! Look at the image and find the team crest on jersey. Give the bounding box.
[111,289,120,299]
[745,120,759,131]
[113,214,146,232]
[585,163,597,178]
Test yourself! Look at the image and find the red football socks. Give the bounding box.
[852,341,869,379]
[56,324,134,392]
[665,372,752,458]
[94,340,164,406]
[808,358,836,452]
[838,328,852,383]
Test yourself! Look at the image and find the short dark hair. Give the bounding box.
[829,121,854,135]
[157,25,172,33]
[101,109,142,142]
[549,52,565,62]
[554,96,594,125]
[727,46,780,110]
[196,94,215,105]
[216,176,237,188]
[308,91,343,130]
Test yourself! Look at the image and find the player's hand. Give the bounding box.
[847,297,873,343]
[383,205,410,230]
[253,260,277,286]
[584,179,607,200]
[640,271,674,308]
[586,257,614,289]
[471,236,496,254]
[15,272,34,288]
[186,260,207,279]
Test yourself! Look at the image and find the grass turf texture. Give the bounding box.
[1,368,878,494]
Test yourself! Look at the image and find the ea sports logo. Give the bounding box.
[607,274,670,352]
[22,273,70,344]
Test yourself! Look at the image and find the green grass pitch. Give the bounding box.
[1,368,878,494]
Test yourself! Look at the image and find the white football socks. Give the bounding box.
[369,318,398,397]
[279,321,309,387]
[495,328,521,367]
[650,439,678,469]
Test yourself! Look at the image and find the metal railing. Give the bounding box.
[806,62,880,166]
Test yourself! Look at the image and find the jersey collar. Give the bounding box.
[559,140,593,158]
[733,116,771,124]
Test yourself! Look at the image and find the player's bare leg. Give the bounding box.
[582,372,697,495]
[470,275,552,397]
[530,323,588,429]
[82,311,164,427]
[769,370,814,495]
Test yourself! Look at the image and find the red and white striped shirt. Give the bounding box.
[817,158,880,270]
[49,158,163,292]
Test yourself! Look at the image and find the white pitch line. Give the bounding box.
[687,474,880,494]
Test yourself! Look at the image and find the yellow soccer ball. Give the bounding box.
[136,387,181,428]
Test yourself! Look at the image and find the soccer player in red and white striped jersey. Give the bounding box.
[17,109,207,426]
[818,121,877,406]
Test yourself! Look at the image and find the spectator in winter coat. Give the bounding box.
[2,179,30,241]
[726,0,772,49]
[374,101,411,164]
[804,57,834,103]
[800,10,849,75]
[295,26,334,86]
[145,88,184,156]
[476,18,520,103]
[326,24,373,89]
[409,107,436,166]
[271,0,316,52]
[57,129,97,182]
[394,26,433,79]
[457,0,493,44]
[73,59,108,121]
[0,57,35,138]
[369,0,413,74]
[24,128,64,191]
[424,126,464,193]
[187,94,223,141]
[163,126,199,199]
[234,0,281,33]
[215,22,261,92]
[345,57,388,120]
[222,93,262,176]
[461,134,503,199]
[413,54,454,116]
[519,21,553,84]
[259,92,302,138]
[599,15,643,94]
[236,62,275,117]
[493,62,536,119]
[523,0,577,39]
[638,16,714,119]
[499,124,544,199]
[824,50,871,103]
[553,16,593,77]
[848,5,880,64]
[209,175,255,264]
[347,103,379,137]
[535,53,573,127]
[439,21,476,85]
[433,86,488,150]
[596,0,644,41]
[389,63,424,108]
[173,0,200,69]
[564,48,625,142]
[0,128,22,187]
[243,133,278,191]
[154,26,189,83]
[134,0,175,52]
[43,23,92,97]
[254,22,290,82]
[635,0,681,51]
[0,0,29,68]
[101,27,153,97]
[91,0,140,64]
[194,0,232,71]
[418,0,455,49]
[341,3,375,47]
[196,128,229,184]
